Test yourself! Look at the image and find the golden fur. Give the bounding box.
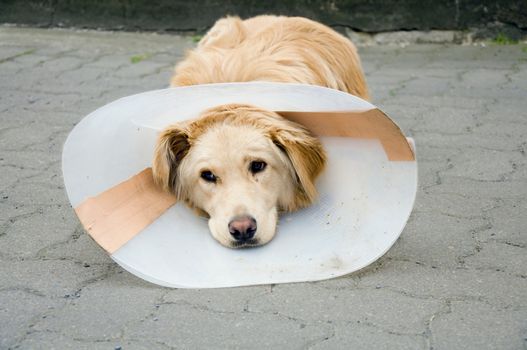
[154,15,369,247]
[171,15,369,99]
[154,104,326,211]
[153,104,326,247]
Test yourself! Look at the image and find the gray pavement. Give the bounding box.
[0,27,526,349]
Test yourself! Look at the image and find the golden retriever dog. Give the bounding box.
[153,15,369,248]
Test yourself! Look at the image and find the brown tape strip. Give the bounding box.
[74,108,413,254]
[277,109,415,161]
[75,168,177,254]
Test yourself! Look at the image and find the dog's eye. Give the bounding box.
[200,170,217,183]
[250,161,267,174]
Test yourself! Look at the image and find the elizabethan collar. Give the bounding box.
[62,82,417,288]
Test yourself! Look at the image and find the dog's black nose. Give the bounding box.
[228,215,257,241]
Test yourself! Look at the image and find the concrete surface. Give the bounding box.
[0,27,526,349]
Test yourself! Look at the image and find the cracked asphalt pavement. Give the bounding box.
[1,27,526,349]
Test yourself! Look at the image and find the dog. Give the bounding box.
[153,15,369,248]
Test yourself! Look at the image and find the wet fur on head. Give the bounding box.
[152,104,327,213]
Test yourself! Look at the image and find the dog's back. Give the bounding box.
[171,16,369,100]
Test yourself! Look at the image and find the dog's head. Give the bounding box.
[152,104,326,248]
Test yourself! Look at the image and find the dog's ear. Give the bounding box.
[152,124,191,195]
[272,124,327,211]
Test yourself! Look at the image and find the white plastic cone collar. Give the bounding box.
[62,82,417,288]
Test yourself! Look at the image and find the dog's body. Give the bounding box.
[153,16,369,248]
[171,16,369,100]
